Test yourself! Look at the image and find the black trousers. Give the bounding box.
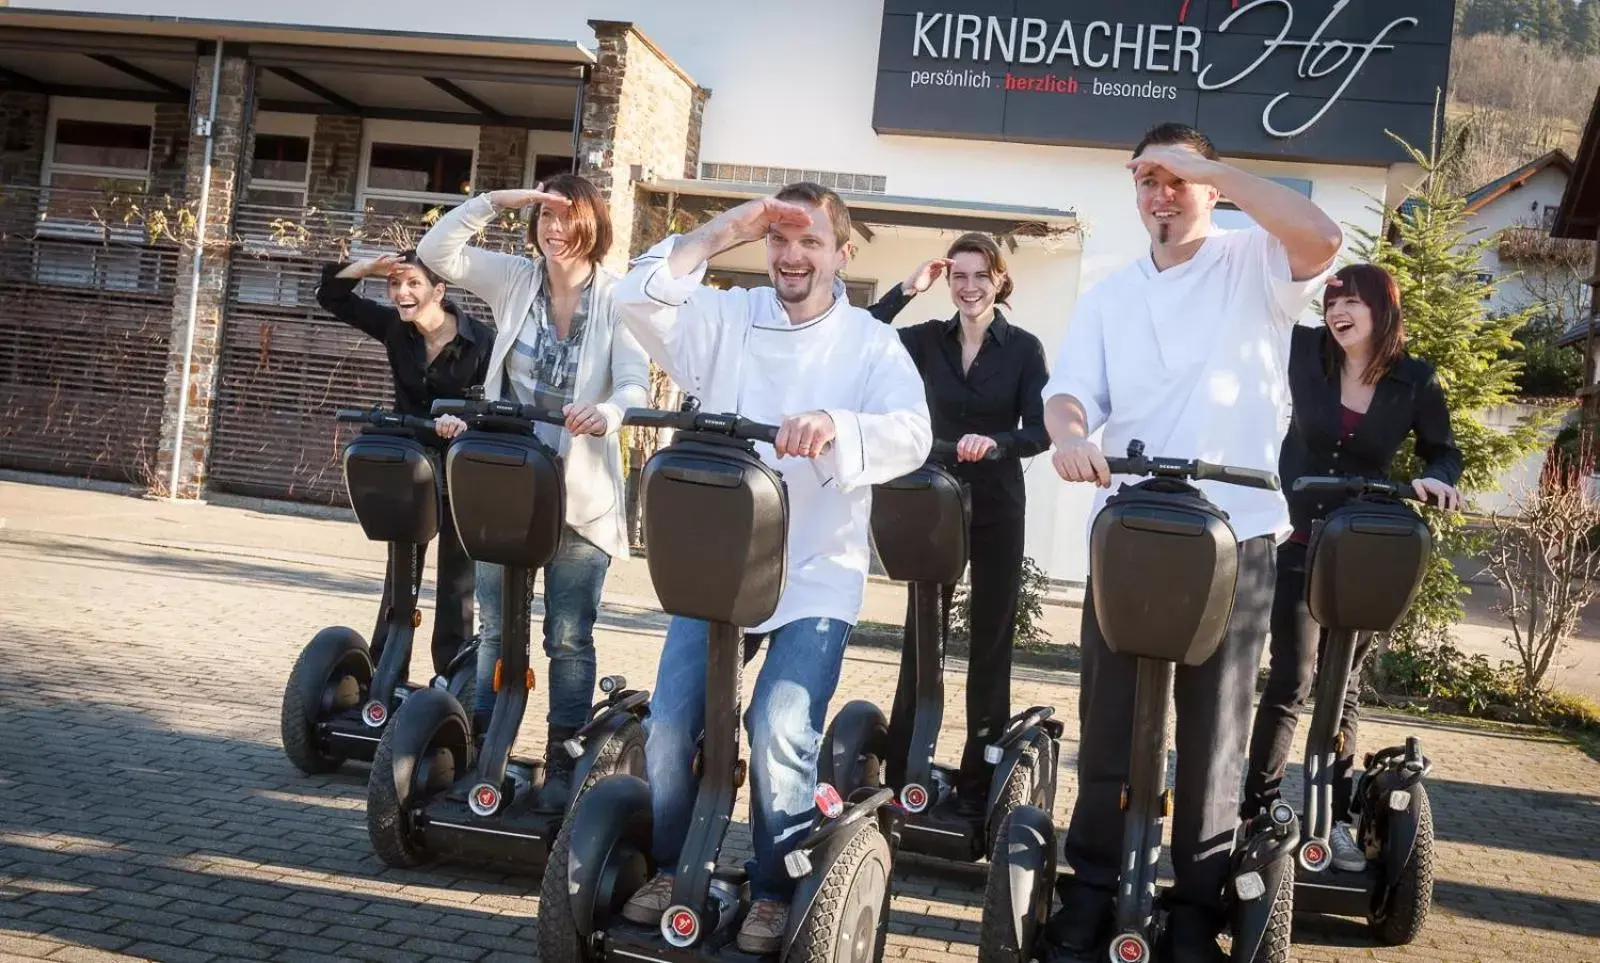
[1061,534,1275,918]
[371,483,475,677]
[888,509,1027,792]
[1243,539,1366,819]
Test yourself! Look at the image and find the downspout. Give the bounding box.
[168,39,224,500]
[569,65,588,174]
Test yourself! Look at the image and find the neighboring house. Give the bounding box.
[1552,86,1600,407]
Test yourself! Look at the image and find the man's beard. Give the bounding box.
[1158,222,1170,245]
[775,273,816,304]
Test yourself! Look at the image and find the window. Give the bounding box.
[706,267,877,309]
[362,142,474,217]
[41,103,154,232]
[531,154,573,184]
[1542,204,1560,232]
[245,132,312,208]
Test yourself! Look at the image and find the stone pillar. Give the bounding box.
[579,21,709,275]
[474,125,527,193]
[0,91,48,187]
[155,46,251,498]
[148,103,192,201]
[306,114,362,212]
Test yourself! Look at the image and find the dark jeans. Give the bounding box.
[1061,534,1275,920]
[888,511,1027,793]
[371,485,474,677]
[1243,540,1366,819]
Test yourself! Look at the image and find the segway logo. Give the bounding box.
[1114,935,1148,963]
[901,784,929,813]
[1300,840,1330,871]
[662,907,699,946]
[470,784,500,815]
[362,702,387,727]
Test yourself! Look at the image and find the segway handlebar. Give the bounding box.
[622,406,781,445]
[929,440,1005,462]
[335,406,437,433]
[429,397,568,428]
[1293,475,1410,499]
[1103,439,1280,491]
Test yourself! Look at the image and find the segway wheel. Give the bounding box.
[280,627,370,774]
[367,686,469,868]
[1244,860,1294,963]
[788,822,892,963]
[576,717,646,799]
[818,701,888,798]
[1368,786,1434,945]
[538,777,654,963]
[977,807,1054,963]
[988,728,1053,861]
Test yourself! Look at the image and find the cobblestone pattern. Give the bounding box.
[0,481,1596,962]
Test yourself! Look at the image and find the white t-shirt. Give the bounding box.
[615,236,933,634]
[1042,226,1334,542]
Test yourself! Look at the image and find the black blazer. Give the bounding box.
[1281,324,1463,534]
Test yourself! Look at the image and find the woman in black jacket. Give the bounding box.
[1242,262,1462,870]
[870,232,1051,815]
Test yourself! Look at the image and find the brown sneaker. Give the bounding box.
[736,899,788,954]
[621,873,674,925]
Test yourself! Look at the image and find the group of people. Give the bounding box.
[315,120,1462,961]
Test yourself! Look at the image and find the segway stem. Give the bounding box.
[369,541,423,718]
[905,581,944,792]
[1303,627,1361,843]
[1116,656,1173,935]
[670,620,744,921]
[477,564,534,790]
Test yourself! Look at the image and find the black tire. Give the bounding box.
[280,627,370,774]
[1369,786,1434,945]
[366,687,470,868]
[988,729,1052,862]
[789,823,892,963]
[576,717,646,799]
[538,778,653,963]
[819,701,887,798]
[1247,858,1294,963]
[978,810,1050,963]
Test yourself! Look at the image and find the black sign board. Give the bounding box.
[871,0,1455,166]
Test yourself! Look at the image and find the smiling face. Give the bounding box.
[948,250,1000,321]
[1134,162,1219,247]
[386,264,445,324]
[535,198,580,264]
[1324,290,1374,351]
[765,201,848,306]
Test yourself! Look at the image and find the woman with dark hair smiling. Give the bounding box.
[1242,262,1463,871]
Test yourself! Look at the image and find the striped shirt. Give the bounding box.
[506,277,592,447]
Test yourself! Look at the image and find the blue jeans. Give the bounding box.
[474,527,611,731]
[644,615,852,902]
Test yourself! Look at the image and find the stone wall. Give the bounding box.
[474,125,526,193]
[147,103,191,201]
[306,114,363,212]
[579,21,708,274]
[0,91,48,188]
[155,48,252,498]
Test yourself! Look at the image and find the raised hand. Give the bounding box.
[488,186,573,211]
[903,258,954,294]
[1125,144,1221,185]
[724,196,815,246]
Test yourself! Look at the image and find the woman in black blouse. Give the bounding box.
[1242,263,1462,870]
[870,232,1051,815]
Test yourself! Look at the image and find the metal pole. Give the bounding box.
[569,65,588,174]
[168,39,224,500]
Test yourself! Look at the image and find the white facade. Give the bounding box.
[1468,165,1583,322]
[14,0,1407,583]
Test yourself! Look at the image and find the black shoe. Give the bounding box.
[1043,880,1114,956]
[541,725,579,805]
[1158,903,1227,963]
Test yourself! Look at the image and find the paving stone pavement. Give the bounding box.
[0,479,1597,963]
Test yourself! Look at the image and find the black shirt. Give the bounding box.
[1281,323,1463,534]
[316,263,494,433]
[870,283,1051,520]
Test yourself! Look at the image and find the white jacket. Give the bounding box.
[417,194,651,560]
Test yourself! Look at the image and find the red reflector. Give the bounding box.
[814,784,844,819]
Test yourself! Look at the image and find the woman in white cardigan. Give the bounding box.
[421,174,649,796]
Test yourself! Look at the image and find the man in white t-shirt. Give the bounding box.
[1041,123,1342,962]
[611,182,931,953]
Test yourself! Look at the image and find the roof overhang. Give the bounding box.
[0,10,590,130]
[637,178,1079,247]
[1554,86,1600,239]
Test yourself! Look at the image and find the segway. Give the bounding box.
[279,405,478,774]
[365,396,649,871]
[982,440,1298,963]
[1284,474,1436,945]
[538,398,899,963]
[821,439,1062,867]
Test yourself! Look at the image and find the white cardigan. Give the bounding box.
[417,194,651,560]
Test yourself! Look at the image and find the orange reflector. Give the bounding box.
[493,659,502,691]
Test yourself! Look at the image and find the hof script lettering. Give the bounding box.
[1199,0,1419,138]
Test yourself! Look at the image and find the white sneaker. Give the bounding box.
[1329,821,1367,872]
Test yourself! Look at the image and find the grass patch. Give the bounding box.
[849,619,1082,672]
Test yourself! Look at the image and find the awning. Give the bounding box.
[637,178,1079,246]
[0,9,590,130]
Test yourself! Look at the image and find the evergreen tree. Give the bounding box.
[1348,121,1553,653]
